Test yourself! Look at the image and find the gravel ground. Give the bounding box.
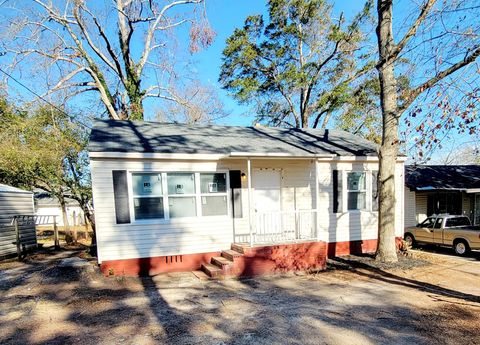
[0,248,479,345]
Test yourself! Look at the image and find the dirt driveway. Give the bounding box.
[0,248,479,345]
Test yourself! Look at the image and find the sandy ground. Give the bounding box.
[0,248,479,345]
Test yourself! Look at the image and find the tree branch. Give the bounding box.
[136,0,202,75]
[400,45,480,112]
[379,0,437,67]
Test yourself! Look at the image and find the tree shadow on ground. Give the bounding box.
[1,250,480,345]
[328,256,480,303]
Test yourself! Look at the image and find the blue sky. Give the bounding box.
[188,0,368,126]
[1,0,478,162]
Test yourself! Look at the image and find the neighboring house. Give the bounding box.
[0,184,37,258]
[404,165,480,227]
[34,190,86,227]
[89,120,406,276]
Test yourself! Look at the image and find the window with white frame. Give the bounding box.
[200,173,228,216]
[132,173,165,219]
[347,172,367,210]
[131,172,228,220]
[167,172,197,218]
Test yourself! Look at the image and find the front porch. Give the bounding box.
[238,209,323,246]
[201,240,327,278]
[231,157,325,247]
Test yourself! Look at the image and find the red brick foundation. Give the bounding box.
[327,237,404,257]
[100,237,403,277]
[100,251,220,276]
[234,241,327,277]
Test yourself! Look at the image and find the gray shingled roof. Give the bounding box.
[89,120,378,157]
[405,165,480,191]
[0,184,32,194]
[34,190,79,207]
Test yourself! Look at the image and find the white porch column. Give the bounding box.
[247,158,253,246]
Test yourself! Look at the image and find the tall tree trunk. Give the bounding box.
[58,195,73,244]
[375,0,399,262]
[78,199,97,255]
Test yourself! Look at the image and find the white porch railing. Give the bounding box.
[252,209,318,244]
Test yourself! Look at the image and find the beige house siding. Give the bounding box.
[405,191,475,227]
[415,193,428,223]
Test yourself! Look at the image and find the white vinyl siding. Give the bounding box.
[404,188,417,227]
[91,157,405,263]
[317,161,405,243]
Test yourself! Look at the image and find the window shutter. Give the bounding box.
[112,170,131,224]
[229,170,243,218]
[333,170,340,213]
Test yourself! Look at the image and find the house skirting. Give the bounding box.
[99,238,403,277]
[100,251,221,276]
[233,241,327,277]
[327,237,404,257]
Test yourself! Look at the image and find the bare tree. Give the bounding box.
[1,0,214,120]
[375,0,480,261]
[155,80,229,124]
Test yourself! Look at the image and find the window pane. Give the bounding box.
[347,172,366,191]
[134,197,164,219]
[201,196,228,216]
[446,217,470,227]
[167,173,195,195]
[200,173,226,193]
[348,192,366,210]
[372,171,379,212]
[434,218,443,229]
[169,197,196,218]
[132,173,162,196]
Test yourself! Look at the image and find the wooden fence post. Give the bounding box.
[14,217,21,260]
[53,217,60,250]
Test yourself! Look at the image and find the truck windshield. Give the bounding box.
[445,217,471,227]
[419,218,435,228]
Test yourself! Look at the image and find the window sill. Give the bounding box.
[121,215,230,226]
[338,210,379,215]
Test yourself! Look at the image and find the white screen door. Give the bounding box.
[252,169,282,241]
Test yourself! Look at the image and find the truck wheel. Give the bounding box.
[454,240,470,256]
[404,233,415,248]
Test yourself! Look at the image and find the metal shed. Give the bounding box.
[0,184,37,258]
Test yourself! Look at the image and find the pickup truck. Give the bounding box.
[404,215,480,256]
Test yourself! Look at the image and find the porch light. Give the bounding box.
[241,172,247,180]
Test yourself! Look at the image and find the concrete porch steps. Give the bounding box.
[201,246,245,278]
[221,249,244,261]
[231,243,247,254]
[201,263,223,278]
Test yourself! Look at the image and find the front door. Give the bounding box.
[252,169,282,241]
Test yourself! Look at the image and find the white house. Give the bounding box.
[89,120,405,276]
[34,190,86,227]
